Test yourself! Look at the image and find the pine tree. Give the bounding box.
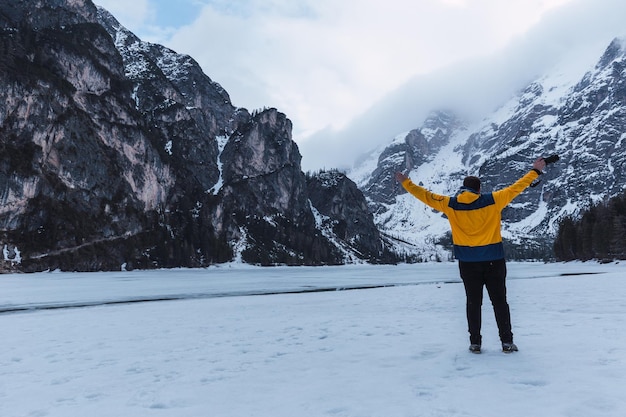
[554,216,578,261]
[554,189,626,261]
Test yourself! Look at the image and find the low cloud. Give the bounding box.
[162,0,582,150]
[95,0,626,172]
[299,0,626,171]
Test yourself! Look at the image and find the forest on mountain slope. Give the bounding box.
[554,189,626,262]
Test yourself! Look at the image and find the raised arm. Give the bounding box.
[395,172,450,212]
[493,157,545,208]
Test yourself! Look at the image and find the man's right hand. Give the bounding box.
[533,157,546,172]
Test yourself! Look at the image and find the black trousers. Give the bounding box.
[458,259,513,345]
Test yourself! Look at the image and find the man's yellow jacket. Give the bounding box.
[400,169,541,262]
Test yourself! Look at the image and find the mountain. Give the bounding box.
[306,170,388,263]
[349,37,626,261]
[4,1,624,270]
[0,0,396,272]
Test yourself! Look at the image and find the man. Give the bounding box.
[395,157,546,354]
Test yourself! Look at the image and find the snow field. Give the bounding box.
[1,263,625,417]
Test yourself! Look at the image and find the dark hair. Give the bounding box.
[463,176,481,192]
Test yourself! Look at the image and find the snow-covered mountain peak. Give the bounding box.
[350,37,626,261]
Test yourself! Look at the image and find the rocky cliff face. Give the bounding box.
[0,0,392,271]
[1,0,168,271]
[351,38,626,261]
[307,170,392,263]
[356,111,466,215]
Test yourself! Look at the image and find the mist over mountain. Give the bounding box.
[301,0,625,172]
[349,37,626,261]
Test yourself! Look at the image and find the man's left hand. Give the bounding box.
[395,172,408,183]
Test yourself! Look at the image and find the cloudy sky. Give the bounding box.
[95,0,626,170]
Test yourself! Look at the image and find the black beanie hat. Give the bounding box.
[463,176,481,192]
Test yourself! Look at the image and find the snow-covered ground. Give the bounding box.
[2,262,625,417]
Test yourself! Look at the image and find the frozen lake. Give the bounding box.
[2,261,625,416]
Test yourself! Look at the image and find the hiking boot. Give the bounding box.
[502,342,518,353]
[469,344,481,354]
